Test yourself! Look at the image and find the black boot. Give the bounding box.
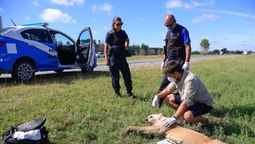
[115,90,121,98]
[127,91,137,99]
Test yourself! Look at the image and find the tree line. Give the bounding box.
[199,38,253,55]
[94,39,252,56]
[95,40,164,56]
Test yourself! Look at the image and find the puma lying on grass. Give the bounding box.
[126,113,226,144]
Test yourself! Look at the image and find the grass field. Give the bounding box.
[96,54,202,63]
[96,55,164,63]
[0,55,255,144]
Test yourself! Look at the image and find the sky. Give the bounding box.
[1,0,255,52]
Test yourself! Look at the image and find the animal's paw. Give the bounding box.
[126,126,134,133]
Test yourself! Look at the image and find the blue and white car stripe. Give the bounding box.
[21,39,57,57]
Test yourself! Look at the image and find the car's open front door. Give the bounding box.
[76,27,94,65]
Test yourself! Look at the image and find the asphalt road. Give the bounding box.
[95,54,242,71]
[0,55,243,79]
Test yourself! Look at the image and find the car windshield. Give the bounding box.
[0,27,16,36]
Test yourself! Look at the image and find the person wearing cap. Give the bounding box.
[152,60,213,130]
[104,16,135,98]
[157,14,192,107]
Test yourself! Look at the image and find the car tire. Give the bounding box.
[81,66,94,74]
[12,60,35,82]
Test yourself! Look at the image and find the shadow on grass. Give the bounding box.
[0,71,111,87]
[205,118,255,139]
[130,95,149,102]
[136,96,150,102]
[210,104,255,118]
[207,104,255,138]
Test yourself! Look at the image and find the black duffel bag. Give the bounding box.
[2,119,49,144]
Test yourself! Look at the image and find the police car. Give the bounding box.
[0,22,97,81]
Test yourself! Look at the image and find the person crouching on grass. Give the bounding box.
[152,60,213,131]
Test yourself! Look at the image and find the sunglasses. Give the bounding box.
[165,20,175,27]
[116,22,123,26]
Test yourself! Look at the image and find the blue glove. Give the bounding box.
[164,116,177,128]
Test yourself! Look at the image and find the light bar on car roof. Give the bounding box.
[21,22,49,27]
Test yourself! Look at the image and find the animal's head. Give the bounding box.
[146,113,163,125]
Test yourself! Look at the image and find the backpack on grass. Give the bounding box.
[2,119,49,144]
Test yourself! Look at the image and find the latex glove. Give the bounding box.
[182,62,190,71]
[160,61,165,72]
[152,95,160,107]
[164,116,177,128]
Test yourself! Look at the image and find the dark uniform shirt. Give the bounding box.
[105,30,128,65]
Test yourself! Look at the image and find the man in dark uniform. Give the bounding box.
[156,14,191,106]
[104,17,135,98]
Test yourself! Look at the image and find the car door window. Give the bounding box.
[50,32,74,47]
[21,29,52,43]
[49,31,75,65]
[76,28,93,64]
[79,31,91,47]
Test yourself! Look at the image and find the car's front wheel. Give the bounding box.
[12,60,35,82]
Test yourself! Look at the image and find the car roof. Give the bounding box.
[0,25,75,43]
[1,25,47,31]
[0,25,55,36]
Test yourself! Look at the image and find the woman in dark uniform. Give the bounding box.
[104,17,134,98]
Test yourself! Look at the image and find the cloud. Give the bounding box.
[49,0,84,6]
[32,0,39,6]
[24,17,30,21]
[103,26,110,31]
[166,0,214,9]
[0,8,4,11]
[166,0,183,8]
[40,8,76,23]
[92,3,113,15]
[192,14,218,23]
[201,9,255,19]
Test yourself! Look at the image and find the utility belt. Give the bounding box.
[108,45,125,57]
